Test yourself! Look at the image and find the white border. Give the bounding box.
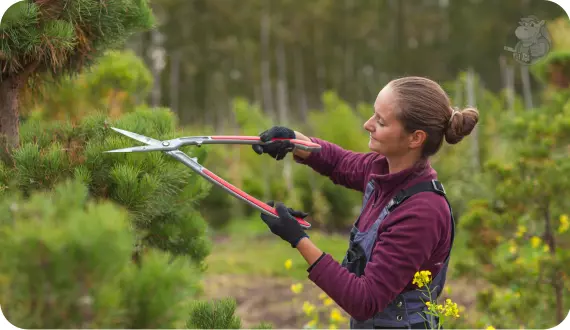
[0,0,568,329]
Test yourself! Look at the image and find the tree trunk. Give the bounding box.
[260,1,275,120]
[395,0,406,71]
[499,56,516,112]
[314,28,326,111]
[275,40,288,126]
[454,76,463,106]
[465,67,480,172]
[169,51,181,116]
[520,65,533,110]
[275,39,294,197]
[0,76,22,149]
[150,29,165,107]
[294,47,308,121]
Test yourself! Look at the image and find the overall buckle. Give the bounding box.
[432,180,446,195]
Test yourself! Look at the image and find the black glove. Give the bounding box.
[261,201,309,248]
[252,126,296,160]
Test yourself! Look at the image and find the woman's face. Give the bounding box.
[363,85,411,157]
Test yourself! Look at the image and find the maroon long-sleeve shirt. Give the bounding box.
[294,137,453,321]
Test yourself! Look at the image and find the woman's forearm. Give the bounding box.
[293,131,313,159]
[296,237,324,266]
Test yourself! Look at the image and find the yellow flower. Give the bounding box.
[509,244,517,254]
[291,283,304,294]
[329,325,338,330]
[516,225,527,238]
[324,298,334,306]
[319,292,328,300]
[543,244,550,252]
[559,214,569,234]
[303,301,316,316]
[284,259,293,270]
[305,319,317,328]
[412,270,432,288]
[442,299,460,318]
[486,326,496,330]
[425,301,431,307]
[330,308,347,323]
[530,236,542,248]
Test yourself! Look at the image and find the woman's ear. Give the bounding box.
[408,130,427,150]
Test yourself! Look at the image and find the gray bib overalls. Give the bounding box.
[341,180,456,329]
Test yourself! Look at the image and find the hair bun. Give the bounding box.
[444,107,480,145]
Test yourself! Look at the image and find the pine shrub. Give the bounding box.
[0,108,251,328]
[0,179,202,328]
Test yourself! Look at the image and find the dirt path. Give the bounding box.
[200,274,343,329]
[200,274,484,329]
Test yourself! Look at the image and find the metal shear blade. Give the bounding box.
[104,127,312,229]
[110,127,162,146]
[105,128,175,153]
[104,145,172,153]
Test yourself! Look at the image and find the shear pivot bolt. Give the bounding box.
[162,142,170,146]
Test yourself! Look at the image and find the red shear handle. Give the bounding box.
[201,168,311,229]
[211,136,321,152]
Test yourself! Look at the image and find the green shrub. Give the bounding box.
[457,89,570,329]
[0,179,202,328]
[21,50,152,121]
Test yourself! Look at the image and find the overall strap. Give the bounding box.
[386,180,446,213]
[361,180,455,329]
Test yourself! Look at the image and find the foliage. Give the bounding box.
[0,0,154,77]
[0,0,155,149]
[546,16,570,51]
[530,50,570,88]
[457,89,570,329]
[21,50,152,121]
[1,108,212,264]
[186,297,274,329]
[0,179,202,328]
[298,91,371,230]
[187,298,242,329]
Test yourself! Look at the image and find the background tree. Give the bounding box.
[19,50,153,122]
[0,0,154,148]
[456,86,570,329]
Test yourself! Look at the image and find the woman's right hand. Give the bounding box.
[252,126,312,160]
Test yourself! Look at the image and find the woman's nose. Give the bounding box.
[363,118,373,131]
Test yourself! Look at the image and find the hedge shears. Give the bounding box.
[104,127,321,229]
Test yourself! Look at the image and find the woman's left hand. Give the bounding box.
[261,201,310,248]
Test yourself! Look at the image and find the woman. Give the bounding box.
[252,76,479,329]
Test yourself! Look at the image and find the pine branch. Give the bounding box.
[0,0,154,80]
[187,298,242,329]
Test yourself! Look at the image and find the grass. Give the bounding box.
[205,215,350,280]
[204,216,486,329]
[205,214,476,281]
